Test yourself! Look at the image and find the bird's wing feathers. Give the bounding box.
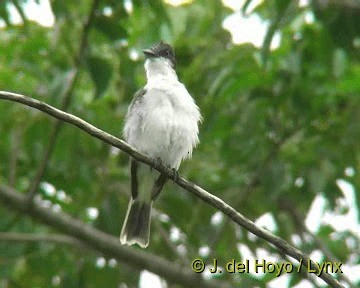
[128,89,146,112]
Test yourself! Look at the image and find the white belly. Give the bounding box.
[124,80,201,169]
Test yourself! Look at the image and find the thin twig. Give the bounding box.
[0,91,345,288]
[261,1,291,68]
[0,232,87,248]
[26,69,77,203]
[26,0,100,205]
[0,184,229,288]
[10,0,27,25]
[276,249,322,288]
[280,199,355,288]
[208,128,299,253]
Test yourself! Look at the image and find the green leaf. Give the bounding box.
[86,56,113,98]
[93,15,127,40]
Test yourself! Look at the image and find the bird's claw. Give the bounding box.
[171,168,179,182]
[152,158,178,182]
[152,157,163,171]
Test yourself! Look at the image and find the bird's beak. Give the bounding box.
[143,49,156,57]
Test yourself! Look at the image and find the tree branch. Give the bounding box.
[261,1,291,68]
[0,232,86,248]
[26,0,100,204]
[10,0,27,26]
[0,91,344,288]
[0,184,226,288]
[280,199,356,288]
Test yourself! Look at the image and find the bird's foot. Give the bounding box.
[151,158,178,182]
[171,168,179,182]
[152,157,163,171]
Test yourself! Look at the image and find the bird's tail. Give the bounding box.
[120,197,152,249]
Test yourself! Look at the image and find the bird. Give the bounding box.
[120,41,202,248]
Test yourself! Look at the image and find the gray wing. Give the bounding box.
[126,90,146,199]
[128,89,146,113]
[123,88,146,142]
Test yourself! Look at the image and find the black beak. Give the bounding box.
[143,49,156,57]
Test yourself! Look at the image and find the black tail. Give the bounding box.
[120,198,152,248]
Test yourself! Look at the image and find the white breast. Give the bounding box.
[124,77,201,169]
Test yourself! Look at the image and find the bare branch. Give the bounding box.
[26,0,100,204]
[0,184,227,288]
[0,232,85,247]
[261,1,291,67]
[280,199,356,288]
[26,70,77,203]
[10,0,27,25]
[0,91,345,288]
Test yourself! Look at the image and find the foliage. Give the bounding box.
[0,0,359,287]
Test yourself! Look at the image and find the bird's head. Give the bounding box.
[143,41,176,70]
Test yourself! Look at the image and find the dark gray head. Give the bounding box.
[143,41,176,69]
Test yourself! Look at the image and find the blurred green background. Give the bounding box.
[0,0,359,287]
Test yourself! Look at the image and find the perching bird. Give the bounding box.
[120,41,201,248]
